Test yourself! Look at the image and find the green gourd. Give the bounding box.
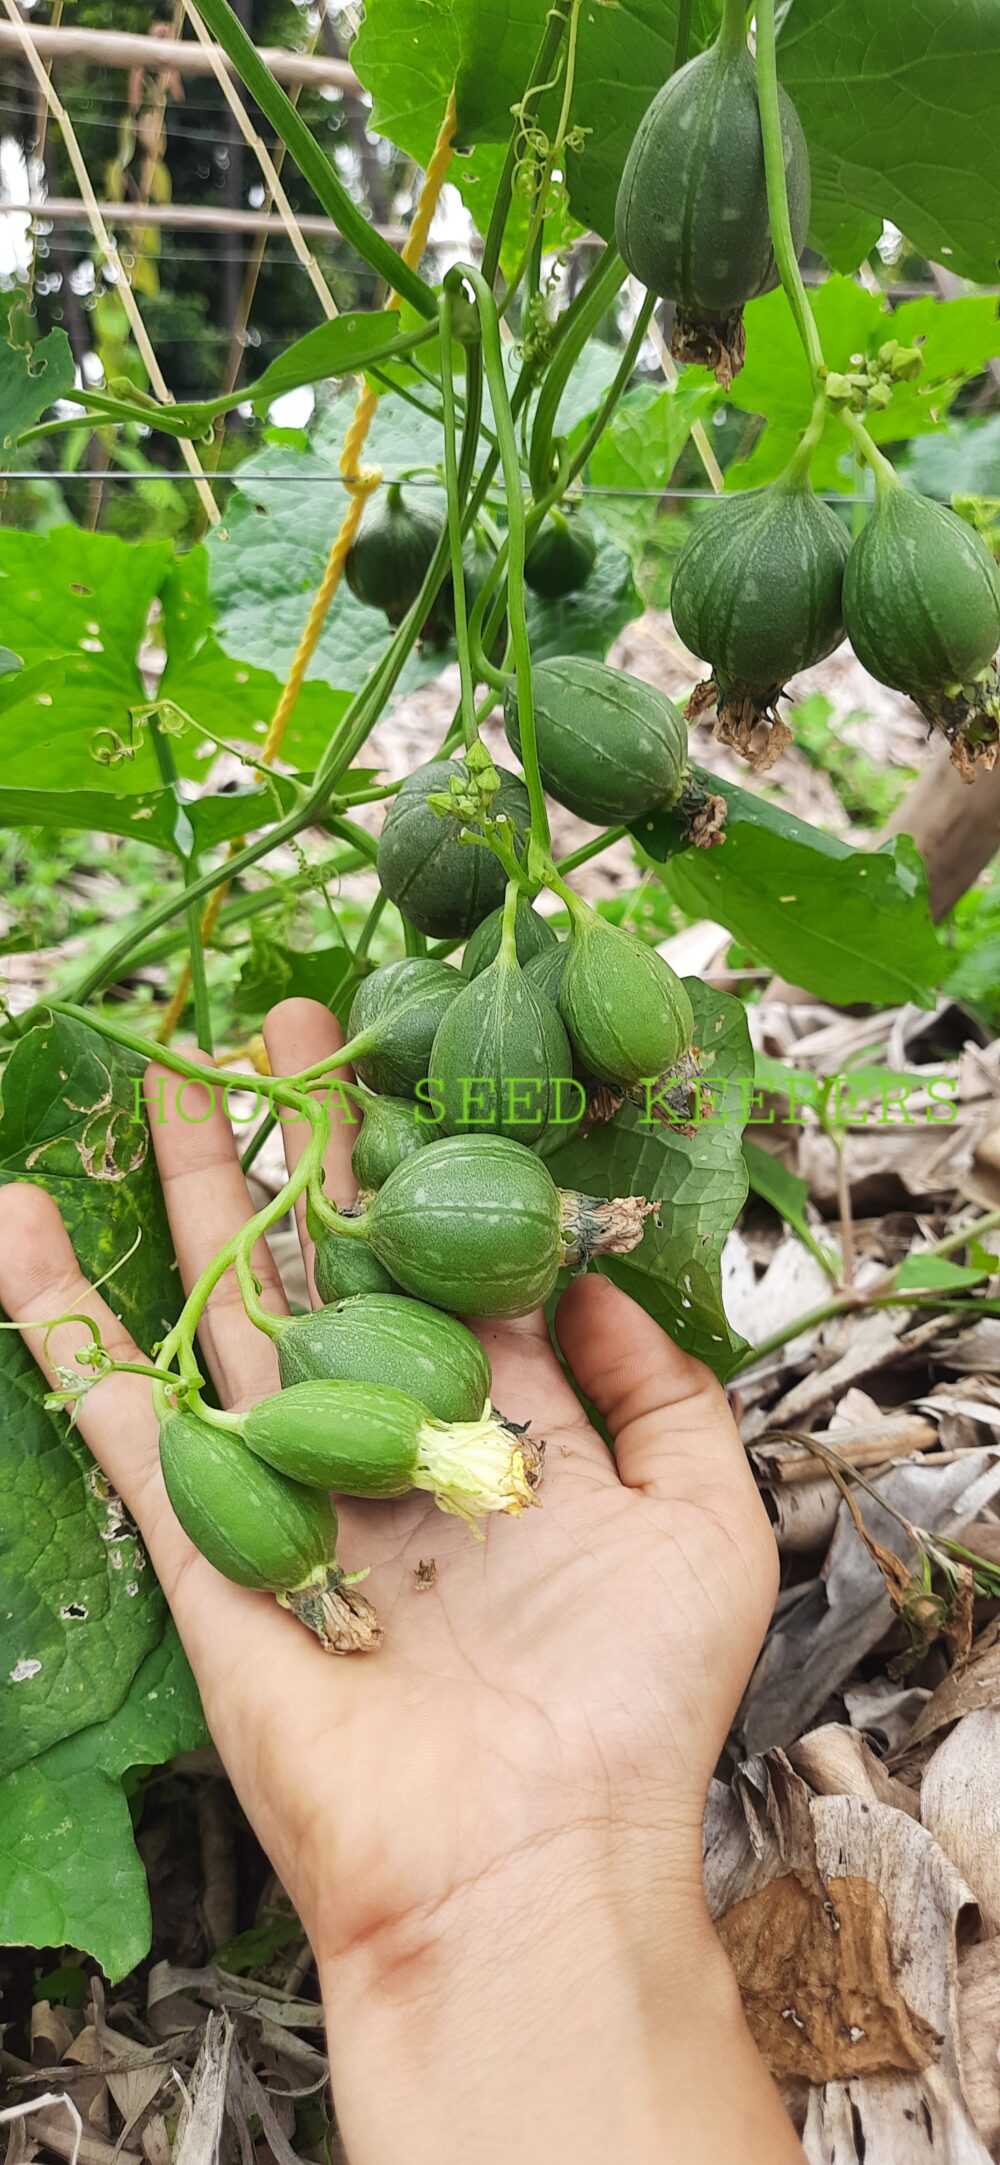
[159,1410,380,1650]
[615,11,809,377]
[462,899,557,978]
[240,1377,538,1523]
[313,1221,398,1302]
[345,482,443,623]
[670,480,850,697]
[843,486,1000,715]
[342,1133,651,1317]
[160,1409,334,1592]
[376,759,531,938]
[523,942,570,1004]
[351,1090,436,1190]
[272,1292,491,1424]
[524,508,598,599]
[429,936,578,1146]
[559,906,693,1088]
[347,958,462,1097]
[504,658,687,824]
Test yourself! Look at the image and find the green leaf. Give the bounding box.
[1,326,75,457]
[0,1014,204,1967]
[358,0,1000,280]
[730,281,1000,491]
[546,982,751,1378]
[894,1254,991,1290]
[0,780,298,854]
[0,1624,204,1980]
[743,1139,839,1278]
[780,0,1000,281]
[452,0,719,239]
[70,315,408,443]
[0,527,174,792]
[159,549,353,774]
[233,938,360,1029]
[350,1,529,259]
[635,774,947,1008]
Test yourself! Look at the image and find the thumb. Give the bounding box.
[555,1271,754,1505]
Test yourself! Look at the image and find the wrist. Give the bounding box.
[315,1823,799,2165]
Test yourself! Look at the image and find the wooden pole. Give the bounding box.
[0,19,360,90]
[0,197,408,242]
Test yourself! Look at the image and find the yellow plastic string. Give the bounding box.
[157,89,458,1045]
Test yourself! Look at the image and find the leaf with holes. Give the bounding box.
[0,1013,205,1967]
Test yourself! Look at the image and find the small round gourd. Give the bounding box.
[504,657,687,824]
[350,1134,651,1317]
[347,958,462,1097]
[615,26,809,356]
[313,1223,398,1303]
[523,942,570,1005]
[670,481,850,695]
[240,1378,538,1523]
[429,944,576,1146]
[524,508,598,599]
[559,908,693,1088]
[376,759,531,938]
[345,482,443,623]
[843,487,1000,700]
[351,1091,436,1190]
[272,1292,491,1424]
[462,899,557,978]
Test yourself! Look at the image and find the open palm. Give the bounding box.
[0,997,777,1977]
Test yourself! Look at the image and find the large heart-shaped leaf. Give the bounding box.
[546,982,751,1378]
[636,775,946,1008]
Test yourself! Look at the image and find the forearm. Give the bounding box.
[317,1830,803,2165]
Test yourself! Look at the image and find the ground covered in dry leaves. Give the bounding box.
[3,615,999,2165]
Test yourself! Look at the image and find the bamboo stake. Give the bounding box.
[181,0,337,322]
[0,19,360,89]
[2,0,220,527]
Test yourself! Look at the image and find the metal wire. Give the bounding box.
[0,472,917,502]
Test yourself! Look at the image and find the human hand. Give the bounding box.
[0,997,797,2164]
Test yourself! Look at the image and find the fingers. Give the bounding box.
[145,1059,283,1409]
[555,1272,755,1502]
[262,999,359,1302]
[0,1182,194,1585]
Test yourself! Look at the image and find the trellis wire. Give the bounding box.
[0,475,907,504]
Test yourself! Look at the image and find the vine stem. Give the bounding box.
[154,1106,331,1395]
[840,406,901,491]
[449,263,551,860]
[733,1207,1000,1372]
[754,0,824,385]
[480,0,574,284]
[498,0,584,309]
[672,0,695,71]
[439,292,478,746]
[148,714,214,1056]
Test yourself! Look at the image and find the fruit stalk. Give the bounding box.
[754,0,824,384]
[448,262,551,861]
